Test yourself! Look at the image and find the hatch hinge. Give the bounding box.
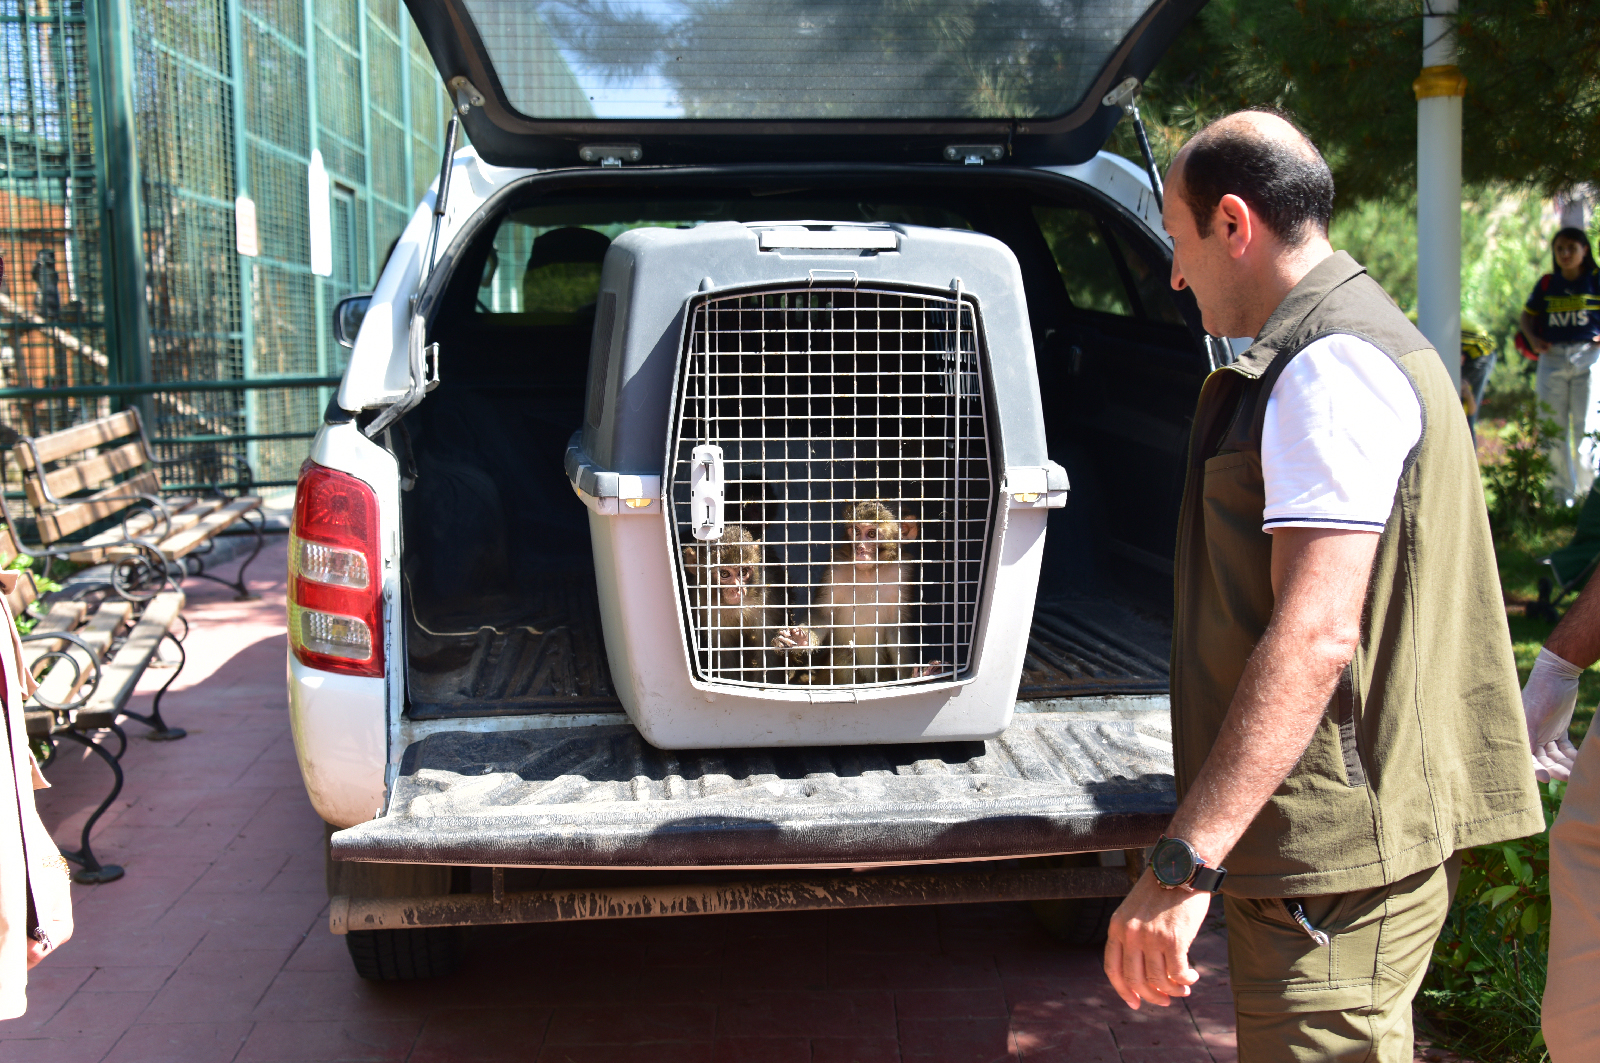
[447,76,485,115]
[1102,77,1164,210]
[579,144,643,167]
[943,144,1003,166]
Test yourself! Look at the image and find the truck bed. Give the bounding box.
[331,700,1175,867]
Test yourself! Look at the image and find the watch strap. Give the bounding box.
[1190,865,1227,893]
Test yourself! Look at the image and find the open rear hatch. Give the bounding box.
[404,0,1204,167]
[332,703,1174,866]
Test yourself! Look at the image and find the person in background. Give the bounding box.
[1,565,70,1020]
[1522,228,1600,506]
[1520,565,1600,1061]
[1460,327,1497,440]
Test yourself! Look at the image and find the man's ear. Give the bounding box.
[1216,193,1254,260]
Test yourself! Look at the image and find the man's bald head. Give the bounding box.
[1171,111,1334,248]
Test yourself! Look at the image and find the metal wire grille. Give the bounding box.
[0,0,450,491]
[670,286,994,690]
[0,0,110,432]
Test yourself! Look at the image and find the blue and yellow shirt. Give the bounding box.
[1526,269,1600,345]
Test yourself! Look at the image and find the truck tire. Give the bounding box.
[1030,894,1119,946]
[1027,851,1129,946]
[345,927,464,980]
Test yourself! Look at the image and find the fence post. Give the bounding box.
[89,0,150,406]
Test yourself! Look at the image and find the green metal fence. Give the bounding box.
[0,0,451,501]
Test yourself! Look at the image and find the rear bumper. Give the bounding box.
[332,698,1175,868]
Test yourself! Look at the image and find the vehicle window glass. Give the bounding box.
[462,0,1156,121]
[1107,227,1185,326]
[477,200,973,320]
[1032,205,1134,317]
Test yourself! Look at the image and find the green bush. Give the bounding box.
[1480,394,1562,535]
[1421,780,1564,1063]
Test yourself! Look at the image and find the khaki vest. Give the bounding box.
[1171,252,1543,898]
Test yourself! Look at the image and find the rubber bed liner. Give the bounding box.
[332,701,1175,867]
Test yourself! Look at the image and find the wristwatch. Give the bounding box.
[1150,836,1228,892]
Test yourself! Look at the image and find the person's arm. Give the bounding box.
[1519,559,1600,782]
[1521,310,1551,354]
[1104,526,1379,1010]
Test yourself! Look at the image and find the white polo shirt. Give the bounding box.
[1260,333,1423,534]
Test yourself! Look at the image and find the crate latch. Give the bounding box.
[689,444,725,540]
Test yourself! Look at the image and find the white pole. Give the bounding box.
[1415,0,1465,390]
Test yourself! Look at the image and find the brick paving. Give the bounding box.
[3,534,1250,1061]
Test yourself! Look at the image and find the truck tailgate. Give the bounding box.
[331,699,1175,867]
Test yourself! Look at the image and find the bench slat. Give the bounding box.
[15,410,141,470]
[29,441,150,507]
[156,495,262,560]
[19,602,90,671]
[34,602,130,709]
[73,496,224,557]
[78,592,183,726]
[37,469,163,544]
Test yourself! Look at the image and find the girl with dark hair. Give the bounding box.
[1523,227,1600,505]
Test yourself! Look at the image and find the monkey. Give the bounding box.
[681,524,785,684]
[772,500,943,685]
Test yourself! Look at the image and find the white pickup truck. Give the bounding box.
[288,0,1219,979]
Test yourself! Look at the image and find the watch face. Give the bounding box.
[1152,839,1196,886]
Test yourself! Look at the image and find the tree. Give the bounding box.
[1123,0,1600,200]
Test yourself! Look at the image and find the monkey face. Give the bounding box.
[717,564,754,605]
[849,522,887,562]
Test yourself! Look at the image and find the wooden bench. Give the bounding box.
[5,408,265,601]
[2,520,189,884]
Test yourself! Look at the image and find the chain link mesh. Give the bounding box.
[0,0,452,495]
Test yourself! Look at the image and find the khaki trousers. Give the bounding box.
[1225,859,1458,1063]
[1546,733,1600,1062]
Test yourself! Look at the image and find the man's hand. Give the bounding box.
[1523,647,1582,782]
[1104,871,1212,1009]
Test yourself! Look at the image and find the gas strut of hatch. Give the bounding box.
[1101,77,1163,211]
[420,114,460,283]
[364,115,458,440]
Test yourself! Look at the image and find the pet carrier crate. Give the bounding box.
[565,222,1067,749]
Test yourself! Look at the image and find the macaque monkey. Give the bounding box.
[773,500,943,684]
[681,524,783,683]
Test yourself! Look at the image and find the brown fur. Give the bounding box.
[682,525,783,683]
[772,501,941,684]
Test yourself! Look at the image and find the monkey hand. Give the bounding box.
[773,626,819,658]
[913,660,945,679]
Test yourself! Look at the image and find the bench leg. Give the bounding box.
[183,507,265,601]
[120,630,188,741]
[53,727,127,885]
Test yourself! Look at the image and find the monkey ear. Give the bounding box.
[901,517,918,542]
[682,546,698,569]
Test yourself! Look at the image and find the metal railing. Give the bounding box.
[0,376,340,493]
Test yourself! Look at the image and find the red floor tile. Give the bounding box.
[896,1016,1017,1063]
[406,1008,551,1063]
[712,1037,811,1062]
[716,990,896,1039]
[894,987,1009,1020]
[545,1002,714,1045]
[101,1021,254,1063]
[236,1018,422,1062]
[811,1038,905,1063]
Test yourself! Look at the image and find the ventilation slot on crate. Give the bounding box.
[669,286,995,690]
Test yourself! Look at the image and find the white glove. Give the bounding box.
[1522,647,1582,782]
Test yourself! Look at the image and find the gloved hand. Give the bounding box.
[1522,647,1582,782]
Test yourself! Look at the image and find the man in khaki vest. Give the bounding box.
[1102,111,1543,1062]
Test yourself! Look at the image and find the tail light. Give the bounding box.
[289,461,383,677]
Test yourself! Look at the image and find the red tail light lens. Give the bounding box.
[289,461,383,677]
